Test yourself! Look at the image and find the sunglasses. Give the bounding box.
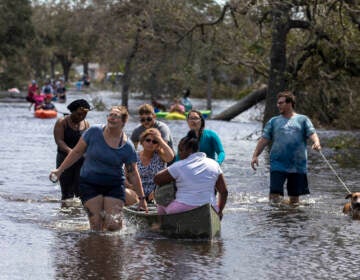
[107,114,122,119]
[140,117,153,123]
[145,138,159,144]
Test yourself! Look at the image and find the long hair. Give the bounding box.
[186,109,205,139]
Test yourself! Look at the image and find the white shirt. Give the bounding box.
[168,152,222,207]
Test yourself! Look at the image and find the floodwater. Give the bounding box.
[1,90,360,280]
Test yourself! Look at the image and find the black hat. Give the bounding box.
[67,99,91,112]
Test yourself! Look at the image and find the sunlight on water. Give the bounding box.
[2,91,360,279]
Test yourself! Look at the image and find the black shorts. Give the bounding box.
[270,171,309,197]
[79,177,125,204]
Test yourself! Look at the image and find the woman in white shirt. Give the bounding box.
[154,130,228,220]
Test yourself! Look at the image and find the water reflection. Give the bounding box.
[3,93,360,279]
[53,231,224,280]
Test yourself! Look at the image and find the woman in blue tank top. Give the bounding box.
[50,106,148,231]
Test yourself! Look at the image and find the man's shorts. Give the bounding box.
[79,178,125,204]
[270,171,309,196]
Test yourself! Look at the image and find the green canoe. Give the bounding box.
[155,110,211,120]
[123,203,221,239]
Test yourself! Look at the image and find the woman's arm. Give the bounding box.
[213,132,225,165]
[154,169,174,186]
[126,162,148,211]
[156,138,174,163]
[215,174,228,220]
[149,128,174,163]
[50,137,87,179]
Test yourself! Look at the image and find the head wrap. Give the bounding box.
[67,99,91,112]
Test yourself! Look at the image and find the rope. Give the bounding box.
[319,150,352,194]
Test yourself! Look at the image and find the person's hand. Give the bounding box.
[251,157,259,171]
[312,142,321,151]
[149,129,161,140]
[49,169,62,183]
[138,198,148,213]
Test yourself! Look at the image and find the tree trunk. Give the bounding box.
[122,28,141,107]
[264,4,291,125]
[56,54,73,82]
[206,66,212,110]
[50,58,56,79]
[83,62,89,76]
[212,85,267,121]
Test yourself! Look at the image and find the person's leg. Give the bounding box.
[57,153,73,200]
[287,173,309,205]
[83,195,104,230]
[102,185,126,231]
[125,188,139,206]
[70,159,83,198]
[269,171,287,204]
[103,197,124,231]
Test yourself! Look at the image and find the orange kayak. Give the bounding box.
[34,109,57,119]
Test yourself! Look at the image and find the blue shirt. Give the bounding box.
[80,125,137,186]
[263,114,316,173]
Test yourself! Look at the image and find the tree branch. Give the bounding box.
[177,3,233,44]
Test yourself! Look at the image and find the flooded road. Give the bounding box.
[1,90,360,280]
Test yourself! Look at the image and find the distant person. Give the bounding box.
[154,130,228,220]
[169,97,185,114]
[151,98,167,113]
[42,80,54,95]
[33,91,45,111]
[55,80,67,103]
[126,128,174,203]
[185,109,225,165]
[131,104,174,150]
[50,106,147,231]
[26,80,38,110]
[53,99,91,201]
[37,94,57,111]
[82,75,90,87]
[181,88,192,112]
[251,90,321,205]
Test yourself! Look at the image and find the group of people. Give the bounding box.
[49,89,321,232]
[50,100,226,231]
[26,79,67,111]
[152,88,193,114]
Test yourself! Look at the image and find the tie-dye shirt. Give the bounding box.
[263,114,316,173]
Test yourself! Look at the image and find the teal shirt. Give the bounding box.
[175,129,225,164]
[199,129,225,165]
[263,114,316,173]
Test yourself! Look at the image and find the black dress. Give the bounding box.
[56,118,88,200]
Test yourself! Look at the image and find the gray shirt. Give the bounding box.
[131,120,174,149]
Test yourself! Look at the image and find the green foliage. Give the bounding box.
[323,135,360,168]
[0,0,34,88]
[90,96,106,111]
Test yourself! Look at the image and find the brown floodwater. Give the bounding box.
[1,90,360,280]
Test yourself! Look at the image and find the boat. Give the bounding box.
[123,203,221,239]
[34,109,57,119]
[165,112,186,120]
[155,110,212,120]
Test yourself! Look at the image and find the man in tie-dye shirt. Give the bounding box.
[251,91,321,205]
